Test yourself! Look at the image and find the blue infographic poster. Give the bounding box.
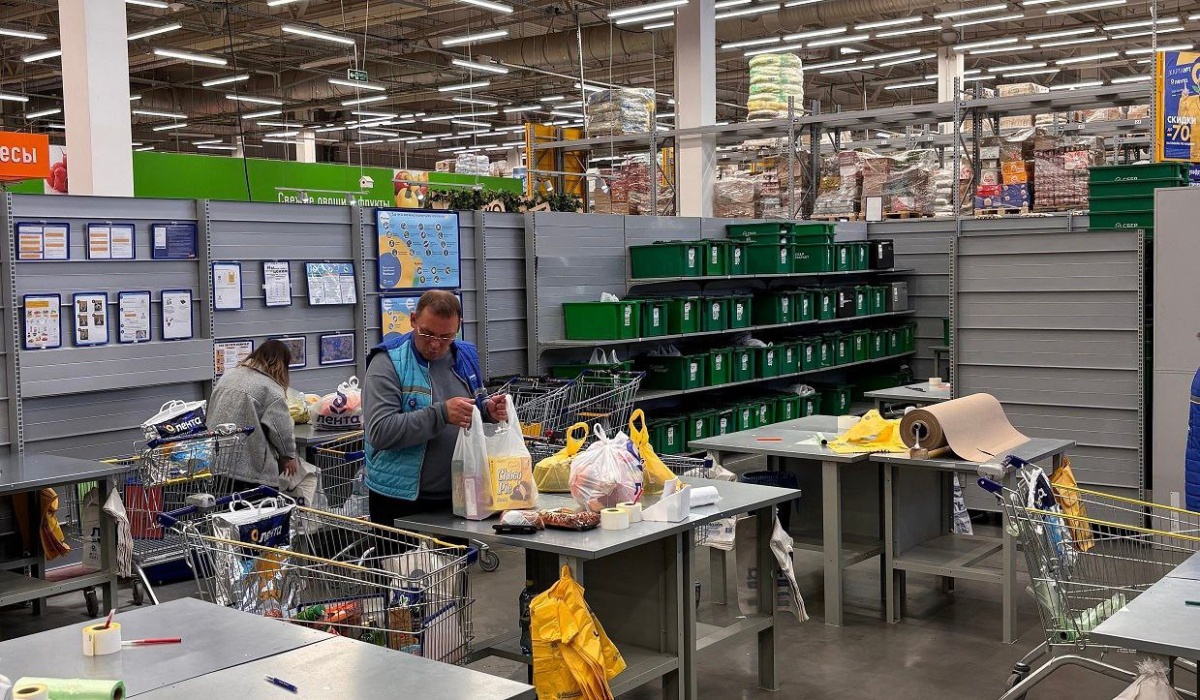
[376,209,461,290]
[1156,50,1200,162]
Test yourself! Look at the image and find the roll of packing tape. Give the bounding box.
[617,502,643,523]
[15,678,127,700]
[13,683,49,700]
[929,377,942,387]
[82,622,122,657]
[600,507,630,531]
[688,485,721,508]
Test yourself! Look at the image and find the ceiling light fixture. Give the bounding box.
[422,115,456,121]
[878,52,936,67]
[356,140,385,145]
[952,12,1024,28]
[197,145,237,151]
[955,36,1018,52]
[782,26,846,41]
[359,130,399,137]
[265,131,299,138]
[1056,51,1120,64]
[126,0,169,8]
[869,48,921,61]
[226,94,283,105]
[874,25,940,38]
[242,109,283,119]
[933,3,1007,19]
[820,62,875,74]
[963,74,995,81]
[989,61,1047,72]
[1111,74,1152,83]
[21,48,62,62]
[341,95,387,105]
[281,25,356,46]
[328,77,387,91]
[807,33,870,47]
[438,80,490,92]
[452,97,500,107]
[1110,27,1185,39]
[1038,35,1108,47]
[614,10,674,24]
[643,21,675,28]
[130,95,142,101]
[743,42,803,56]
[1103,16,1179,31]
[451,59,508,75]
[193,139,222,145]
[1126,43,1193,55]
[135,146,155,152]
[0,93,29,103]
[1048,80,1104,90]
[132,108,186,118]
[1002,67,1060,76]
[127,23,181,40]
[0,27,48,40]
[266,0,303,5]
[314,125,345,133]
[202,74,250,87]
[971,43,1033,54]
[1045,0,1125,14]
[442,29,509,46]
[1027,27,1095,41]
[539,95,565,102]
[883,79,936,90]
[856,16,922,30]
[452,0,514,13]
[152,123,188,131]
[716,4,781,20]
[721,36,780,49]
[607,0,688,19]
[153,48,227,65]
[452,119,491,127]
[782,0,824,6]
[715,0,751,8]
[25,107,61,118]
[352,111,396,118]
[803,58,856,70]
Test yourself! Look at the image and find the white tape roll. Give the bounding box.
[929,377,942,386]
[82,622,122,657]
[617,502,643,523]
[600,507,630,531]
[13,683,49,700]
[688,485,721,508]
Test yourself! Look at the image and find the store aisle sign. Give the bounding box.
[1155,50,1200,162]
[0,131,50,182]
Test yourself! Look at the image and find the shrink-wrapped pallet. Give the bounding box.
[713,177,757,219]
[1032,135,1104,211]
[747,53,804,121]
[586,88,655,137]
[812,151,862,216]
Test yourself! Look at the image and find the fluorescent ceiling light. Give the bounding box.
[1045,0,1125,14]
[328,77,387,91]
[452,119,490,127]
[1126,44,1193,55]
[874,25,940,38]
[1111,74,1152,83]
[452,0,514,13]
[282,25,355,45]
[644,21,675,28]
[841,47,861,54]
[1191,13,1200,20]
[615,10,674,24]
[193,139,222,145]
[22,48,62,62]
[352,111,395,118]
[452,98,500,108]
[130,95,142,101]
[803,58,855,70]
[457,128,493,136]
[422,114,456,121]
[744,42,803,56]
[502,141,526,147]
[955,37,1018,52]
[782,0,824,6]
[1111,27,1185,39]
[202,74,250,87]
[878,52,935,67]
[607,0,687,19]
[314,125,345,133]
[807,33,870,47]
[451,59,509,75]
[0,27,48,40]
[267,0,303,5]
[539,95,565,102]
[409,138,439,145]
[989,61,1047,72]
[152,122,188,131]
[883,80,936,90]
[1103,17,1179,31]
[126,0,169,8]
[0,93,29,103]
[819,63,874,74]
[1057,51,1120,64]
[856,16,921,30]
[963,74,995,81]
[153,48,227,65]
[551,110,585,118]
[1038,35,1108,47]
[438,81,490,92]
[197,145,237,151]
[1002,67,1059,76]
[971,43,1032,54]
[257,121,304,128]
[442,29,508,46]
[242,109,283,119]
[341,95,387,105]
[135,146,155,152]
[25,107,61,118]
[715,0,751,8]
[783,26,845,41]
[934,3,1006,19]
[133,108,186,118]
[359,130,399,137]
[226,94,283,105]
[1049,80,1104,90]
[722,36,779,49]
[265,131,300,138]
[964,68,982,75]
[127,23,181,40]
[869,48,920,61]
[953,12,1024,27]
[356,140,385,145]
[716,4,780,21]
[1027,27,1095,41]
[574,82,606,92]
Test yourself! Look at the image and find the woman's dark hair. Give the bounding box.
[240,339,291,389]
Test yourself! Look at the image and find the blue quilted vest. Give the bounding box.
[1187,369,1200,510]
[364,332,486,500]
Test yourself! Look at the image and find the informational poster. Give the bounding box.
[1155,50,1200,162]
[305,262,358,305]
[73,292,110,346]
[118,291,152,343]
[263,261,292,307]
[274,336,307,369]
[215,340,254,376]
[15,222,69,261]
[319,332,355,366]
[150,223,198,260]
[22,294,61,350]
[86,223,136,260]
[376,209,461,290]
[381,293,462,343]
[213,262,243,310]
[162,289,194,340]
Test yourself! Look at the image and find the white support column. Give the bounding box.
[674,0,716,217]
[295,129,317,163]
[59,0,134,196]
[936,46,964,104]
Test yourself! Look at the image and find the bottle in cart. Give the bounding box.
[519,579,537,655]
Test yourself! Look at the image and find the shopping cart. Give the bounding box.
[310,431,367,515]
[48,471,136,616]
[165,486,474,665]
[978,455,1200,700]
[498,370,644,444]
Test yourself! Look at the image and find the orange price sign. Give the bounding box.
[0,131,50,183]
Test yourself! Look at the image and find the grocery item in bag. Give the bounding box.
[627,409,677,496]
[142,399,207,441]
[287,388,319,425]
[211,496,297,616]
[484,396,538,511]
[452,405,495,520]
[568,425,642,512]
[313,377,363,431]
[534,423,589,493]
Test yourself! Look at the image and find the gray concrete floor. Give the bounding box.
[1,541,1179,699]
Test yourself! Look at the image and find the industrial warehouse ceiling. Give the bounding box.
[0,0,1193,166]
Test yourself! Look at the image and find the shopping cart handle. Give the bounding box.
[157,484,280,528]
[146,425,255,450]
[976,476,1004,495]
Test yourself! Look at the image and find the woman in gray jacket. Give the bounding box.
[207,340,299,489]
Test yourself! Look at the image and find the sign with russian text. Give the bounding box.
[1156,50,1200,162]
[0,131,50,182]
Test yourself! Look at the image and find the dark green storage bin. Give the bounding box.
[799,337,819,371]
[854,286,869,316]
[852,330,869,362]
[818,337,834,368]
[702,240,728,276]
[824,386,852,414]
[686,410,715,442]
[649,417,686,455]
[869,286,887,315]
[852,242,870,271]
[791,222,837,238]
[1089,163,1187,183]
[800,393,822,417]
[731,347,756,382]
[629,242,703,279]
[734,403,758,432]
[834,243,854,272]
[726,222,792,239]
[793,290,814,322]
[903,323,917,353]
[887,328,903,355]
[834,334,853,365]
[1090,178,1185,198]
[708,348,732,386]
[563,301,641,340]
[754,293,793,325]
[701,297,729,332]
[943,318,951,345]
[1088,195,1153,214]
[729,295,753,329]
[792,244,833,273]
[745,243,792,274]
[757,345,780,378]
[727,240,748,275]
[756,400,775,426]
[642,354,707,390]
[816,288,837,320]
[870,330,887,359]
[1089,210,1155,232]
[713,408,736,436]
[639,299,669,337]
[779,341,800,374]
[775,393,801,422]
[549,360,633,379]
[666,296,701,335]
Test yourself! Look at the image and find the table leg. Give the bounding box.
[1002,473,1017,645]
[98,477,118,612]
[884,463,898,624]
[821,460,843,626]
[680,534,697,700]
[710,547,727,605]
[755,506,777,691]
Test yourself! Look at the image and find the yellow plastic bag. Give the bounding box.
[1051,457,1094,553]
[628,409,677,496]
[531,565,626,700]
[826,410,908,454]
[534,423,589,493]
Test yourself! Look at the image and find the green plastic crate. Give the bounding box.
[852,242,870,271]
[629,242,703,279]
[818,337,834,368]
[792,244,833,273]
[734,403,758,432]
[852,331,869,362]
[702,240,728,276]
[887,328,903,355]
[791,222,837,239]
[642,354,707,390]
[686,411,715,442]
[1088,195,1154,214]
[1089,163,1187,183]
[563,301,640,340]
[775,393,801,422]
[713,409,736,436]
[666,296,701,335]
[639,299,669,337]
[1090,179,1185,198]
[549,360,633,379]
[756,400,775,426]
[834,334,853,365]
[729,295,754,329]
[834,243,855,272]
[793,290,814,322]
[870,330,887,359]
[854,286,869,316]
[869,286,887,315]
[943,318,951,345]
[726,222,793,239]
[815,288,837,320]
[800,393,822,417]
[707,348,732,386]
[701,297,729,332]
[727,240,748,275]
[824,386,852,414]
[799,338,819,371]
[745,243,792,274]
[903,323,917,353]
[731,347,756,382]
[1089,211,1154,231]
[754,293,793,325]
[757,345,781,378]
[649,417,686,455]
[779,341,800,374]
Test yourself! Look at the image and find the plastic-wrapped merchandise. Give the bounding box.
[567,425,641,512]
[713,177,757,219]
[812,150,862,216]
[860,153,892,199]
[454,153,490,176]
[1033,135,1105,211]
[883,149,937,215]
[746,53,804,121]
[586,87,655,136]
[1128,104,1150,121]
[624,154,675,215]
[932,161,972,217]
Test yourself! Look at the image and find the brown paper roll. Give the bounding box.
[899,393,1027,463]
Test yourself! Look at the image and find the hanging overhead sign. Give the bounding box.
[0,131,50,182]
[1155,50,1200,162]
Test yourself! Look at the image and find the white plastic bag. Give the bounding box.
[452,406,495,520]
[484,395,538,511]
[142,399,207,441]
[312,376,363,431]
[1112,659,1182,700]
[568,424,642,512]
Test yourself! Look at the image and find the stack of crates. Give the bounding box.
[648,416,687,455]
[639,353,708,390]
[629,241,705,279]
[727,222,837,276]
[1089,163,1188,239]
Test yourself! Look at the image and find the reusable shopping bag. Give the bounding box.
[826,409,907,454]
[1051,457,1094,553]
[452,405,495,520]
[1111,659,1182,700]
[531,565,626,700]
[627,409,677,496]
[535,423,589,493]
[484,395,538,511]
[312,376,363,431]
[568,425,641,512]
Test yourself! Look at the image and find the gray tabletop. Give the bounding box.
[1168,552,1200,582]
[872,437,1075,473]
[0,453,132,495]
[691,425,871,464]
[292,424,359,448]
[136,635,535,700]
[1090,576,1200,658]
[771,415,843,433]
[864,382,952,404]
[396,477,799,560]
[0,598,330,694]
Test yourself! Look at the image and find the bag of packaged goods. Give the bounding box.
[312,377,362,431]
[535,423,589,493]
[568,425,642,512]
[452,405,494,520]
[142,399,207,441]
[484,396,538,511]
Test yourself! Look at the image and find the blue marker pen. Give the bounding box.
[264,675,298,693]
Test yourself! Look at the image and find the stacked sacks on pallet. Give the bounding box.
[812,151,862,218]
[585,88,655,137]
[747,53,804,121]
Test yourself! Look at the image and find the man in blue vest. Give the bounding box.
[363,289,507,525]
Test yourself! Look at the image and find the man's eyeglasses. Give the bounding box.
[414,327,457,343]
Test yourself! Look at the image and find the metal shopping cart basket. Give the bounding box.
[48,467,137,616]
[978,455,1200,700]
[165,486,474,665]
[310,431,367,515]
[498,370,644,444]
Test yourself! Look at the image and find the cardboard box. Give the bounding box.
[1001,161,1033,185]
[975,184,1002,209]
[1001,184,1032,209]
